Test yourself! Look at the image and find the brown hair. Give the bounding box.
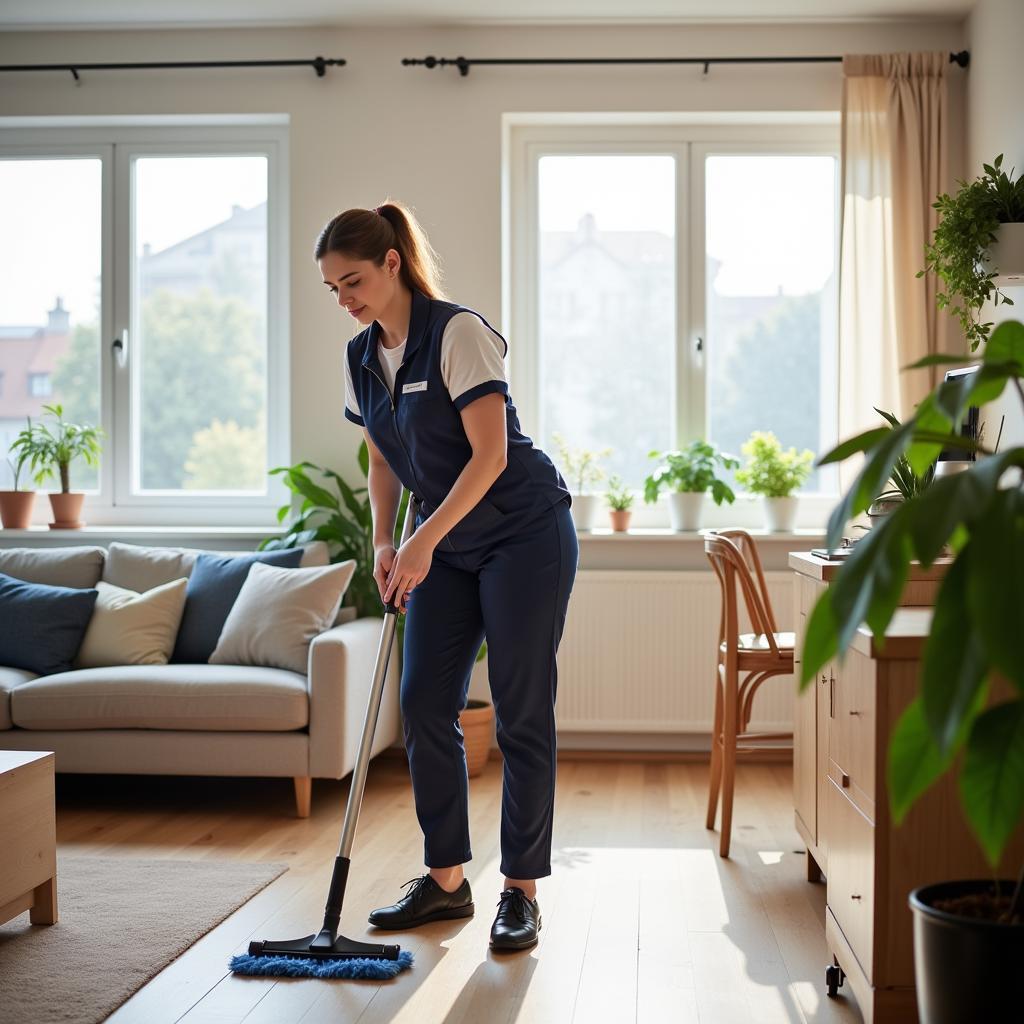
[313,199,448,300]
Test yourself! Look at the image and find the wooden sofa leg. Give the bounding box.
[293,776,312,818]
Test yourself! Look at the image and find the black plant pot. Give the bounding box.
[910,880,1024,1024]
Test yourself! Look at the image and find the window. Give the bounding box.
[28,373,53,397]
[508,120,840,527]
[0,122,289,523]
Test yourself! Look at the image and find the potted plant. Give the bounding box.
[920,154,1024,351]
[551,432,613,532]
[801,319,1024,1024]
[866,408,937,524]
[605,474,635,532]
[8,404,103,529]
[734,431,814,532]
[0,427,37,529]
[643,441,738,531]
[263,445,491,769]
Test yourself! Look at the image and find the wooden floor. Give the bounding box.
[52,757,864,1024]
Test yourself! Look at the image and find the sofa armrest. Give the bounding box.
[307,617,401,779]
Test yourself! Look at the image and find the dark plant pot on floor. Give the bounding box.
[910,880,1024,1024]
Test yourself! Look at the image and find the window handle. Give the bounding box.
[112,329,129,368]
[695,336,704,353]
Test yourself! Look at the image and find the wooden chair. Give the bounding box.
[704,530,795,857]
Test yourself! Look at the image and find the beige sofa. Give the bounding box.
[0,542,399,817]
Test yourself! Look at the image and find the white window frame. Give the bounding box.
[0,119,290,526]
[504,116,840,530]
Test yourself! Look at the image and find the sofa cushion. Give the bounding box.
[103,540,329,592]
[0,546,106,588]
[75,578,189,669]
[0,573,98,675]
[9,664,308,731]
[0,666,37,730]
[171,550,305,664]
[209,560,357,674]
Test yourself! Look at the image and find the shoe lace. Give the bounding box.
[399,875,432,905]
[496,887,531,923]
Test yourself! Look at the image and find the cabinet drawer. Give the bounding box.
[828,651,877,822]
[826,779,875,982]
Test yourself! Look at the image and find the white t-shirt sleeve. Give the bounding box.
[343,345,365,426]
[440,311,509,412]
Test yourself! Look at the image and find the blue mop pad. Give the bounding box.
[229,949,414,979]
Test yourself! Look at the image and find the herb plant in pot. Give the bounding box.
[0,431,37,529]
[801,320,1024,1024]
[8,404,103,529]
[643,441,738,531]
[605,474,635,532]
[920,154,1024,351]
[866,408,936,524]
[735,431,813,532]
[551,432,613,532]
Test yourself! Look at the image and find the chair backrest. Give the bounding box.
[704,529,781,656]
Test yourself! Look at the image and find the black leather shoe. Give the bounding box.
[489,887,541,950]
[368,875,474,929]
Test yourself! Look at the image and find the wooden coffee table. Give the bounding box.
[0,750,57,926]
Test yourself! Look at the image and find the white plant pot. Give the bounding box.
[763,495,798,532]
[668,491,704,531]
[569,494,600,532]
[984,221,1024,286]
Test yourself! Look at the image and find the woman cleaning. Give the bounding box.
[317,200,578,951]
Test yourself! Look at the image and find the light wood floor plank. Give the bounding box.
[46,758,862,1024]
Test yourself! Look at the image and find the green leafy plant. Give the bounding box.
[734,431,814,498]
[261,445,485,662]
[605,474,635,511]
[8,404,103,492]
[801,319,1024,909]
[643,440,739,505]
[4,421,33,492]
[551,432,613,494]
[920,154,1024,351]
[873,408,937,503]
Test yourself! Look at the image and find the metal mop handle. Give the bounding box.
[336,491,417,859]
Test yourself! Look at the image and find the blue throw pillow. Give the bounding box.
[171,549,304,664]
[0,571,98,676]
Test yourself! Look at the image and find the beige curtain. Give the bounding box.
[839,53,948,456]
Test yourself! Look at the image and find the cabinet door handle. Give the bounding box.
[849,710,861,716]
[851,894,862,901]
[841,772,850,788]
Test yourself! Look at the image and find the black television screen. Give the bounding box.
[941,366,980,462]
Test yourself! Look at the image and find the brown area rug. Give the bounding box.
[0,855,287,1024]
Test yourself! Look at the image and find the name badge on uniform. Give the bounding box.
[402,381,428,394]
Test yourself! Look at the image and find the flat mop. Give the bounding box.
[230,494,418,979]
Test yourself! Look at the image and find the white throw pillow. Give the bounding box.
[75,578,189,669]
[209,560,357,674]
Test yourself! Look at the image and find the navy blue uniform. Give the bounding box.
[345,288,578,879]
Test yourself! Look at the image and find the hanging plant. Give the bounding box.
[920,154,1024,351]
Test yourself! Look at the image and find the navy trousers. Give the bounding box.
[400,496,578,880]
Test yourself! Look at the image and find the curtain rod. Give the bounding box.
[403,50,970,77]
[0,57,345,82]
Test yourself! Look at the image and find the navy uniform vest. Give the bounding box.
[344,288,570,550]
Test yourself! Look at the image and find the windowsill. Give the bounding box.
[577,527,826,541]
[0,524,284,543]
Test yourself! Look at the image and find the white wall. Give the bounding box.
[0,20,967,491]
[967,0,1024,448]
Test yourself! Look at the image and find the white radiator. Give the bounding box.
[555,570,795,735]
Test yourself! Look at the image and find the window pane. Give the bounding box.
[133,156,268,493]
[705,154,837,492]
[0,158,102,491]
[538,154,675,490]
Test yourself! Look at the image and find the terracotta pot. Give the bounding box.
[48,491,86,529]
[460,699,494,778]
[0,491,36,529]
[609,509,632,532]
